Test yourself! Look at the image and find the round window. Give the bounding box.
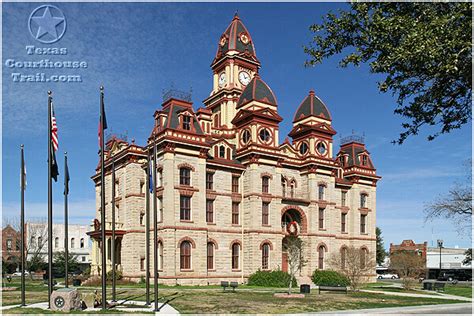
[316,142,327,155]
[259,129,271,143]
[241,130,251,144]
[299,142,309,155]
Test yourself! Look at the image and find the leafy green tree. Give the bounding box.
[305,3,471,143]
[376,227,387,266]
[53,251,80,277]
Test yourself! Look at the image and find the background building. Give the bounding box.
[26,222,92,269]
[89,14,380,285]
[2,224,21,271]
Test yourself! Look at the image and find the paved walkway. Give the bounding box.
[0,300,179,314]
[315,302,473,314]
[360,289,473,302]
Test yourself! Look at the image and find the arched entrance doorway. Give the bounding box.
[281,208,305,272]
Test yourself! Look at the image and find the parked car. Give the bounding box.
[437,271,472,282]
[11,271,30,277]
[377,273,399,279]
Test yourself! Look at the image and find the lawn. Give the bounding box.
[2,280,466,314]
[444,284,473,298]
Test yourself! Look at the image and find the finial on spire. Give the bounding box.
[100,85,104,91]
[233,10,239,19]
[48,90,52,95]
[309,89,315,95]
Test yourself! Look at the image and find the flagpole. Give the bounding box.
[111,156,116,302]
[145,152,150,306]
[100,86,107,310]
[153,133,158,311]
[47,91,53,308]
[20,144,26,307]
[64,152,69,288]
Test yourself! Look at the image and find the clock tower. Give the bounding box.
[203,13,260,140]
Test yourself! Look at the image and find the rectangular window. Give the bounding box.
[318,208,325,230]
[207,243,214,270]
[262,177,269,193]
[318,185,325,200]
[206,200,214,223]
[159,197,163,222]
[6,239,12,250]
[140,180,145,194]
[341,213,346,233]
[206,172,213,190]
[183,115,191,130]
[180,168,191,186]
[360,194,367,208]
[360,214,367,234]
[140,257,145,271]
[140,212,145,226]
[158,170,163,187]
[262,202,269,225]
[180,196,191,221]
[232,202,240,225]
[232,176,239,193]
[341,191,347,206]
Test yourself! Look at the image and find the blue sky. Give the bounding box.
[2,2,471,249]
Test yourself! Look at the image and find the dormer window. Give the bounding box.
[339,156,345,167]
[219,145,225,158]
[362,155,368,166]
[182,115,191,130]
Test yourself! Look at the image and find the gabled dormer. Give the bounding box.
[210,138,235,160]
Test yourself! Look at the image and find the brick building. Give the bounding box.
[88,14,381,285]
[389,240,428,261]
[2,224,21,262]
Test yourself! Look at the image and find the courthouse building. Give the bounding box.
[88,14,381,284]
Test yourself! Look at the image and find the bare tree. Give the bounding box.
[328,246,375,290]
[424,160,472,235]
[390,251,425,290]
[283,235,306,294]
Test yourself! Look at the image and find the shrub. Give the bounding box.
[106,270,123,281]
[311,270,349,287]
[248,269,297,288]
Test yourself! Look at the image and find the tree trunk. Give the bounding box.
[288,274,293,294]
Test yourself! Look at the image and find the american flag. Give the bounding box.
[51,103,58,151]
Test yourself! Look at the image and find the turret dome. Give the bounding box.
[293,90,332,123]
[215,13,258,62]
[236,74,277,108]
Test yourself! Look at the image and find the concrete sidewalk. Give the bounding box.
[360,289,473,302]
[314,302,472,314]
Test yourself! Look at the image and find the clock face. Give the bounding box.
[218,73,226,87]
[54,296,65,308]
[239,71,251,85]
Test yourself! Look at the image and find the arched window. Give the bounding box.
[54,237,59,248]
[290,182,295,198]
[318,245,325,269]
[341,247,347,270]
[262,243,270,270]
[180,241,191,270]
[80,238,85,248]
[360,248,368,269]
[158,241,163,271]
[38,237,42,246]
[180,168,191,186]
[30,236,36,247]
[232,243,240,270]
[281,178,286,197]
[71,238,75,249]
[219,145,225,158]
[207,242,214,270]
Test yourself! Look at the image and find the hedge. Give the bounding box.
[311,270,349,287]
[248,269,297,287]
